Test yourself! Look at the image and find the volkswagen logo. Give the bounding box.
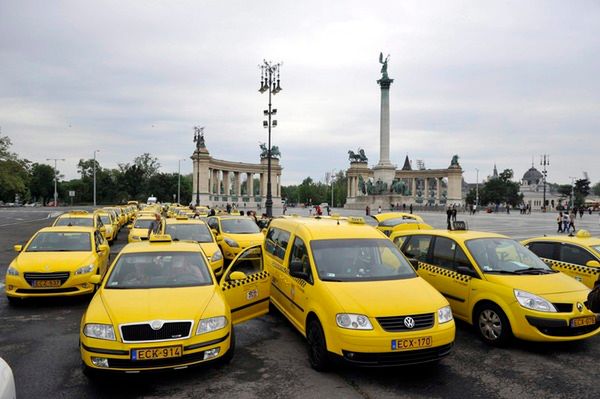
[403,316,415,329]
[150,320,164,330]
[577,302,584,312]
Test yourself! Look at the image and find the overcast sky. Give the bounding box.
[1,0,598,186]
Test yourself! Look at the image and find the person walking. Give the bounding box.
[451,206,457,222]
[365,205,371,216]
[446,206,452,230]
[568,212,576,233]
[147,213,162,237]
[562,212,569,233]
[409,204,413,214]
[557,212,563,233]
[377,205,382,214]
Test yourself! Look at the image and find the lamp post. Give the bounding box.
[93,149,100,206]
[46,158,65,207]
[330,169,337,208]
[540,154,549,211]
[193,126,204,206]
[177,158,186,204]
[475,168,479,208]
[569,176,576,210]
[259,60,282,218]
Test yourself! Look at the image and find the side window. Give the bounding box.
[560,244,595,265]
[265,228,290,260]
[393,236,408,249]
[455,245,474,270]
[290,237,312,283]
[207,218,219,231]
[94,232,102,248]
[431,237,457,270]
[401,235,432,262]
[226,247,262,278]
[97,216,104,228]
[526,242,557,260]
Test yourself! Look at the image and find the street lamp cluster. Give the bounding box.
[540,154,549,211]
[259,60,282,218]
[46,158,65,207]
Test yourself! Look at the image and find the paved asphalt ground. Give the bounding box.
[1,207,600,399]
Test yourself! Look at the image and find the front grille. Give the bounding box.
[108,350,208,369]
[552,303,573,313]
[342,343,453,366]
[24,272,70,287]
[376,313,435,332]
[120,321,192,342]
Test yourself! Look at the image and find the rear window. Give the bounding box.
[55,217,93,227]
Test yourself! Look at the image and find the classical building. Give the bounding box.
[191,134,283,210]
[518,164,560,210]
[344,54,464,210]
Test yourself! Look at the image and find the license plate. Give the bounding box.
[33,280,61,288]
[391,336,432,350]
[571,316,596,328]
[131,345,182,361]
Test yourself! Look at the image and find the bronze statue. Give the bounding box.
[193,126,205,149]
[260,143,281,159]
[379,52,390,79]
[450,155,460,166]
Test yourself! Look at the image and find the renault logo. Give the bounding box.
[404,316,415,329]
[150,320,164,330]
[577,302,583,312]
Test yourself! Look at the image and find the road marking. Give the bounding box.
[0,216,54,227]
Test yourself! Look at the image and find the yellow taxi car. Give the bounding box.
[104,207,127,229]
[95,210,119,243]
[5,226,110,304]
[390,227,600,346]
[522,230,600,289]
[53,210,107,237]
[80,235,269,375]
[128,215,161,243]
[162,217,225,276]
[207,216,264,261]
[227,216,455,370]
[369,212,433,237]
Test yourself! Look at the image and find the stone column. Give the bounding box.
[247,173,254,197]
[424,178,429,201]
[412,178,416,197]
[377,78,394,167]
[436,178,441,202]
[234,172,241,196]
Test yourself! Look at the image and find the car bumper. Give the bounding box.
[510,303,600,341]
[5,273,96,298]
[80,332,231,372]
[327,321,455,366]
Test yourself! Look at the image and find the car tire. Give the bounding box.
[306,318,330,371]
[475,303,512,347]
[219,328,235,365]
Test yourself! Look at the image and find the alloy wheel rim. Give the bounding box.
[479,309,502,340]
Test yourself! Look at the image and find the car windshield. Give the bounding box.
[310,239,417,282]
[380,217,419,227]
[591,245,600,255]
[105,251,213,289]
[134,219,154,229]
[166,224,213,243]
[54,217,93,227]
[26,232,92,252]
[221,218,260,234]
[99,215,112,224]
[466,238,554,274]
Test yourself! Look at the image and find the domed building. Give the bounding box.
[518,163,559,210]
[521,166,543,186]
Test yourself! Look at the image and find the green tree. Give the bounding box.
[479,169,522,207]
[574,178,590,207]
[133,153,161,180]
[29,163,55,204]
[0,134,30,202]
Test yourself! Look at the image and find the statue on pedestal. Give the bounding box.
[379,52,390,80]
[260,143,281,159]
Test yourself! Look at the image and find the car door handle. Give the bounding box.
[427,272,436,277]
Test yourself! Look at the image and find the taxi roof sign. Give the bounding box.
[67,210,89,215]
[149,234,172,243]
[176,216,189,220]
[347,216,365,224]
[576,229,592,238]
[451,221,468,231]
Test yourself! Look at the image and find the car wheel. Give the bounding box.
[306,318,329,371]
[475,303,512,346]
[219,328,235,365]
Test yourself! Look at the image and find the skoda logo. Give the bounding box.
[150,320,164,330]
[404,316,415,329]
[577,302,584,312]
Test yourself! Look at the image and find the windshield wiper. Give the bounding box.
[485,270,518,274]
[320,278,343,282]
[513,267,554,275]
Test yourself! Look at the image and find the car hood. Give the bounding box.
[199,242,220,257]
[322,277,447,316]
[223,233,264,246]
[100,286,216,326]
[485,272,590,295]
[15,252,94,271]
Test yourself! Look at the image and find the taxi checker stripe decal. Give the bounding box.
[418,262,472,283]
[271,282,304,313]
[230,297,270,314]
[221,270,270,291]
[543,258,600,275]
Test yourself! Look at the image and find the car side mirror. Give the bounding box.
[99,225,106,233]
[127,224,132,229]
[89,275,102,285]
[262,228,267,235]
[211,228,220,236]
[229,271,247,281]
[457,266,478,278]
[13,245,22,253]
[98,244,109,252]
[408,258,419,270]
[289,261,309,280]
[586,260,600,268]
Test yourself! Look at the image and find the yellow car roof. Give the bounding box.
[372,212,424,223]
[121,240,203,254]
[38,226,97,234]
[271,217,385,241]
[165,218,207,225]
[57,213,94,219]
[522,232,600,247]
[391,228,508,242]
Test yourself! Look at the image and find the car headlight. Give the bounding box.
[224,237,239,248]
[335,313,373,330]
[211,250,223,262]
[514,289,556,312]
[75,264,95,275]
[437,306,453,324]
[83,323,116,341]
[196,316,228,335]
[6,266,18,276]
